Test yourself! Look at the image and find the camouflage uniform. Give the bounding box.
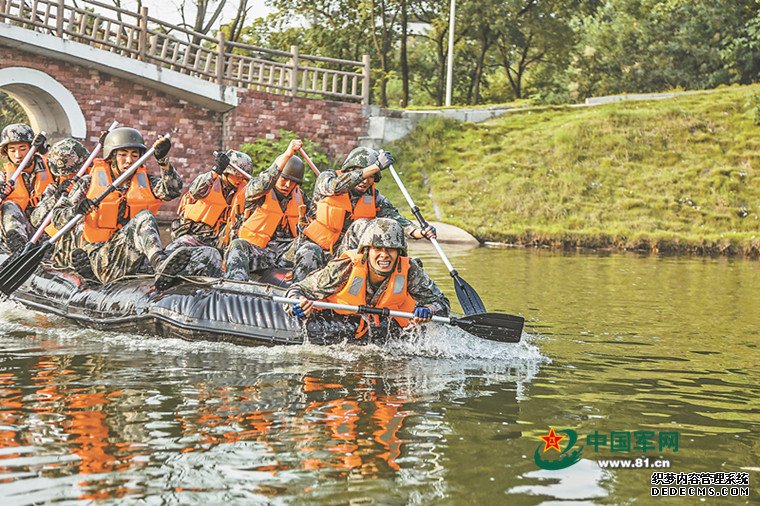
[170,170,239,248]
[287,218,450,338]
[165,234,223,278]
[0,123,48,251]
[224,162,311,281]
[171,150,252,249]
[29,138,90,267]
[291,168,417,282]
[52,160,183,283]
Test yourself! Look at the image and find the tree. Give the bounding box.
[568,0,760,100]
[224,0,251,43]
[369,0,402,106]
[457,0,501,104]
[493,0,575,99]
[0,92,28,132]
[410,0,452,105]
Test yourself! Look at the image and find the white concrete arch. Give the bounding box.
[0,67,87,140]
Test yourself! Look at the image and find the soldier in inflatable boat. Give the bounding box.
[171,149,252,249]
[0,123,51,253]
[52,127,203,288]
[29,138,91,268]
[291,146,436,283]
[285,218,450,340]
[223,139,312,282]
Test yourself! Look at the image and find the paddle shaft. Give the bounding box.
[386,164,456,273]
[229,161,251,180]
[212,151,252,180]
[273,295,450,324]
[297,148,321,176]
[29,121,120,244]
[0,131,46,205]
[47,135,167,245]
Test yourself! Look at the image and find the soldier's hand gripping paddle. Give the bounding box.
[0,134,168,297]
[273,296,524,343]
[385,163,487,315]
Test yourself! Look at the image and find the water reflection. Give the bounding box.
[0,320,543,503]
[1,245,758,504]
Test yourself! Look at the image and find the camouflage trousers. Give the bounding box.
[170,218,221,249]
[83,210,165,284]
[50,233,75,268]
[291,218,372,282]
[84,211,223,284]
[0,201,31,252]
[165,235,223,278]
[224,238,295,281]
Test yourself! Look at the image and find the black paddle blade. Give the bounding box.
[453,275,487,315]
[0,243,50,296]
[451,312,524,343]
[0,251,27,287]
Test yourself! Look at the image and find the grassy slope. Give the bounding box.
[377,85,760,255]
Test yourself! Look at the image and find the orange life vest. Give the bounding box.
[218,186,247,248]
[178,174,232,233]
[303,186,377,251]
[238,187,304,248]
[322,250,415,337]
[82,159,163,243]
[2,158,53,212]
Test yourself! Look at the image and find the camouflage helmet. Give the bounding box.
[0,123,34,155]
[357,218,407,256]
[280,156,305,184]
[47,138,90,177]
[226,150,252,177]
[102,127,146,160]
[342,146,379,171]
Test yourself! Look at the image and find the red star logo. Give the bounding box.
[539,427,566,452]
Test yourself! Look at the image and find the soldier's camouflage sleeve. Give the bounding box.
[244,163,279,209]
[286,256,354,301]
[302,190,312,210]
[51,175,91,228]
[312,170,365,200]
[375,191,416,237]
[187,171,216,199]
[29,183,58,227]
[408,258,450,316]
[148,164,183,201]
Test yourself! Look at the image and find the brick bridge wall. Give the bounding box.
[1,48,368,219]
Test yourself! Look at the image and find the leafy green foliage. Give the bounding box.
[565,0,760,101]
[239,130,336,195]
[235,0,760,107]
[0,92,28,131]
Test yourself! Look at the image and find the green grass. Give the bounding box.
[377,85,760,256]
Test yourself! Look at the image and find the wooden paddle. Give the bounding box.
[385,163,487,315]
[298,147,321,176]
[273,296,523,343]
[0,134,168,297]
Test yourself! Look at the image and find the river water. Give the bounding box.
[0,245,757,504]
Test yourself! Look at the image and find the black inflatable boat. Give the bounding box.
[3,254,362,346]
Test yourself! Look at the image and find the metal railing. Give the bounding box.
[0,0,371,104]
